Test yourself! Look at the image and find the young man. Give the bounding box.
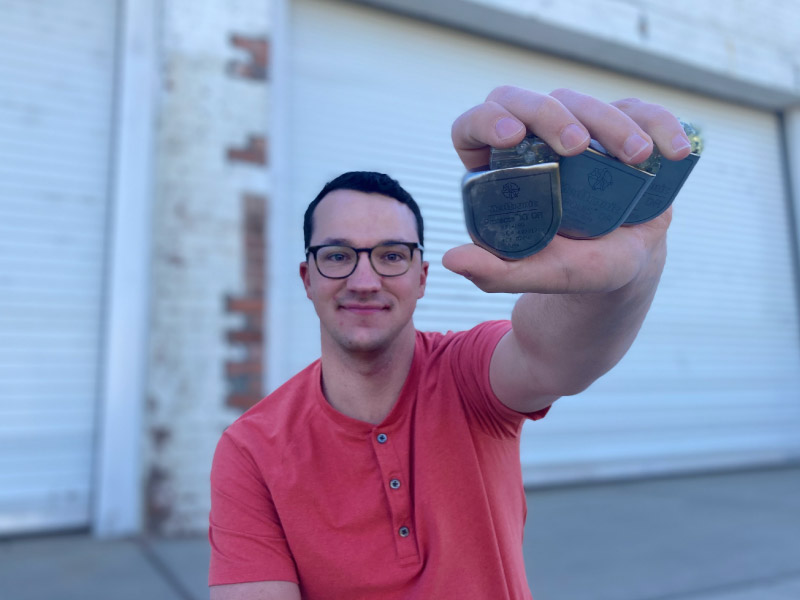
[209,86,692,599]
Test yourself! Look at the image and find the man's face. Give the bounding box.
[300,189,428,356]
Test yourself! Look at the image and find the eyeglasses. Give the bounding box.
[306,242,423,279]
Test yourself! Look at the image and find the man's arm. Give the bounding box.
[446,87,691,413]
[209,432,301,598]
[210,581,301,600]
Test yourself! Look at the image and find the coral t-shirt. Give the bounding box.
[209,320,550,599]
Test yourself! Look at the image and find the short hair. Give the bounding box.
[303,171,424,249]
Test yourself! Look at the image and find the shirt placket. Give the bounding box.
[372,429,418,564]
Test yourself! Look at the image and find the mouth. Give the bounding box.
[339,303,389,315]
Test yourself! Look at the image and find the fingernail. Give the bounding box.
[671,134,691,153]
[623,134,650,159]
[560,123,589,152]
[495,117,524,140]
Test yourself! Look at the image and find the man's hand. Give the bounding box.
[446,86,691,295]
[450,86,691,411]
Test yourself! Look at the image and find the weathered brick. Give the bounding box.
[228,34,269,81]
[227,135,267,165]
[226,392,265,410]
[146,0,272,536]
[226,329,263,344]
[225,296,264,315]
[225,360,263,376]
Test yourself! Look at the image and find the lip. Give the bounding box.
[339,304,388,314]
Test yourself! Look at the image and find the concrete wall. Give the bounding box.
[145,0,273,534]
[355,0,800,108]
[470,0,800,96]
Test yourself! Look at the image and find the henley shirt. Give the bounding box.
[209,320,550,599]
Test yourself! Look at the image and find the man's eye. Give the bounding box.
[324,252,349,262]
[378,245,411,262]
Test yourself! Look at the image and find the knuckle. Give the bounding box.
[645,108,680,135]
[644,103,671,122]
[451,109,472,139]
[536,94,562,114]
[613,97,643,110]
[486,85,519,102]
[524,95,565,125]
[549,87,572,98]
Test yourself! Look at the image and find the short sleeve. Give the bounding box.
[449,320,550,439]
[208,430,299,586]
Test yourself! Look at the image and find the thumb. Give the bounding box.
[441,244,514,291]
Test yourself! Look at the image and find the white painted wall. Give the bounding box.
[281,0,800,488]
[93,0,159,539]
[0,0,118,536]
[353,0,800,108]
[469,0,800,93]
[785,107,800,301]
[147,0,800,534]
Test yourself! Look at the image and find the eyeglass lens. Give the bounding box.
[316,244,413,277]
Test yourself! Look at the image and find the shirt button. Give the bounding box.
[376,433,388,443]
[390,479,401,489]
[398,526,410,537]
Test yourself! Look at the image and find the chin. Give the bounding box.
[338,333,392,355]
[325,323,409,356]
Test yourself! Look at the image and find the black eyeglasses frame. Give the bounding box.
[305,242,424,279]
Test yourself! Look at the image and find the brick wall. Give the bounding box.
[225,192,267,410]
[145,0,272,534]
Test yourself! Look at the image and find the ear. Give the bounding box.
[417,260,429,299]
[299,261,312,299]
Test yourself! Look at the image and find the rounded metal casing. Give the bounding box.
[558,145,656,239]
[461,163,562,260]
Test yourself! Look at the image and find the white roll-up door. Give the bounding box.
[273,0,800,482]
[0,0,118,534]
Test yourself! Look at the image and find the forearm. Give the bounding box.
[510,234,667,396]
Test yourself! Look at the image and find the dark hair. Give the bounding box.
[303,171,424,249]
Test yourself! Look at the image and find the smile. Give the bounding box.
[339,304,388,314]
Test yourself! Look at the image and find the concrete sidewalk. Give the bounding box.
[3,466,799,600]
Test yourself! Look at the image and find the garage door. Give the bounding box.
[0,0,118,533]
[271,0,800,483]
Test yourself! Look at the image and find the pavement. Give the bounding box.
[2,466,799,600]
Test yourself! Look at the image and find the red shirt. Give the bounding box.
[209,321,549,599]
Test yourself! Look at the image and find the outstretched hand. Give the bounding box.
[445,86,691,294]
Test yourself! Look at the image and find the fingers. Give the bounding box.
[551,89,663,164]
[611,97,691,160]
[485,87,591,155]
[451,101,526,171]
[452,86,689,170]
[452,86,591,171]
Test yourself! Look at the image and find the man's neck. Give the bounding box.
[319,327,416,425]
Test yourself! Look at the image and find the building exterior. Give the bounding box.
[1,0,799,538]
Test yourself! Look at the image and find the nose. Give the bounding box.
[346,251,381,292]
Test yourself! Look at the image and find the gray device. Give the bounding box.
[558,140,659,239]
[461,136,561,260]
[624,122,703,225]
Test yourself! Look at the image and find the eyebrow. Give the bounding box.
[314,238,419,246]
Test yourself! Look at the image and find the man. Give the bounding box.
[209,86,692,599]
